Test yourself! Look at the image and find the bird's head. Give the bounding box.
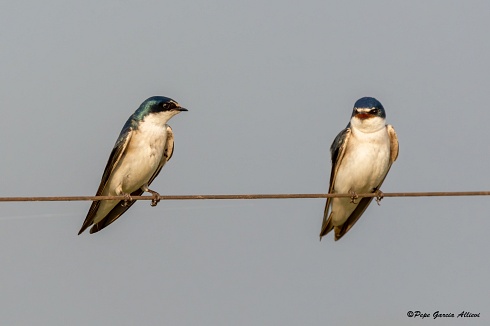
[350,97,386,132]
[135,96,188,124]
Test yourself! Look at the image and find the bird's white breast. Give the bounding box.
[108,115,169,196]
[334,126,391,194]
[92,114,170,224]
[329,125,391,226]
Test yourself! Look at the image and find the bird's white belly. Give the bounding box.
[334,130,390,194]
[106,126,168,196]
[91,120,169,224]
[330,128,391,226]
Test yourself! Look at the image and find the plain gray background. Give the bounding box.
[1,1,489,325]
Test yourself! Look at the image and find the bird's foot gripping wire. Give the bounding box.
[122,193,133,207]
[147,189,161,207]
[375,190,384,206]
[349,190,359,204]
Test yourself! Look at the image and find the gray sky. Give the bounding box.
[1,1,489,325]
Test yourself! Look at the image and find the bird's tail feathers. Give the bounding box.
[319,213,334,240]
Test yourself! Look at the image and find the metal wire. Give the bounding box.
[0,191,490,202]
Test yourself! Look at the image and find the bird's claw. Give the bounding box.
[122,193,133,207]
[375,190,384,205]
[147,189,161,207]
[349,190,358,204]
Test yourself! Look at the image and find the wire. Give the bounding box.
[0,191,490,202]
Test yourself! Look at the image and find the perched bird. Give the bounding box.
[320,97,398,241]
[78,96,187,234]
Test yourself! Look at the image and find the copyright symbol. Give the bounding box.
[407,311,414,317]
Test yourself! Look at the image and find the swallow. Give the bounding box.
[320,97,399,241]
[78,96,187,234]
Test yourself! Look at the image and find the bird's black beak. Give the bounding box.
[177,107,188,112]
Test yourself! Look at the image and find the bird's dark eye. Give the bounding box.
[370,108,378,114]
[161,102,176,111]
